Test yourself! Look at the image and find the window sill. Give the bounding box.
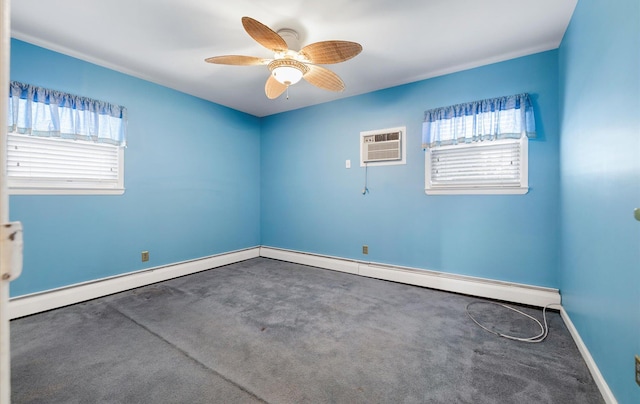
[9,187,125,196]
[425,187,529,195]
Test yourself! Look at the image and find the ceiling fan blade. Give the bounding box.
[265,75,288,99]
[299,41,362,64]
[242,16,288,53]
[303,65,345,92]
[204,55,269,66]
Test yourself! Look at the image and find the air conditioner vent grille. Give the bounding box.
[375,132,400,142]
[366,142,401,161]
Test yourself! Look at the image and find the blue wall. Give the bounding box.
[9,39,262,297]
[261,51,561,288]
[559,0,640,402]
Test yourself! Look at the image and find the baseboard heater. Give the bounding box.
[259,246,560,308]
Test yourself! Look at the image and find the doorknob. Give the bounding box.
[635,208,640,222]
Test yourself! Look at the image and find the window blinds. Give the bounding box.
[429,139,522,188]
[7,133,121,189]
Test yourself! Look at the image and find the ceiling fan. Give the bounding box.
[205,17,362,99]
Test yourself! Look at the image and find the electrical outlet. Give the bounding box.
[141,251,149,262]
[636,355,640,386]
[362,245,368,255]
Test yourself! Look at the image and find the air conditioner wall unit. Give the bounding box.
[359,126,406,167]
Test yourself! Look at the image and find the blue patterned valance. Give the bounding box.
[8,81,127,146]
[422,93,535,149]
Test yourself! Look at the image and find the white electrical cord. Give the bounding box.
[466,301,561,343]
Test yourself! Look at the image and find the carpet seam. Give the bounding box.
[106,303,271,404]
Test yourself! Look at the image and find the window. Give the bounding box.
[7,81,127,195]
[7,132,124,194]
[422,93,535,195]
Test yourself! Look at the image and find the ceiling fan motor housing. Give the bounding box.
[276,28,301,51]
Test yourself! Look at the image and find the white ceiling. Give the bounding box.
[10,0,577,117]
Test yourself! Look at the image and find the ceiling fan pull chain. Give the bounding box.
[286,86,289,100]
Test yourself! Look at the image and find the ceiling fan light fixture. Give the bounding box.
[273,66,302,85]
[268,59,309,86]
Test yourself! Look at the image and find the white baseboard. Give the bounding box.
[259,246,561,307]
[9,247,260,319]
[259,247,360,275]
[560,308,617,404]
[11,246,559,319]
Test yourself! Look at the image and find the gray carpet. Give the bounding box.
[11,257,603,403]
